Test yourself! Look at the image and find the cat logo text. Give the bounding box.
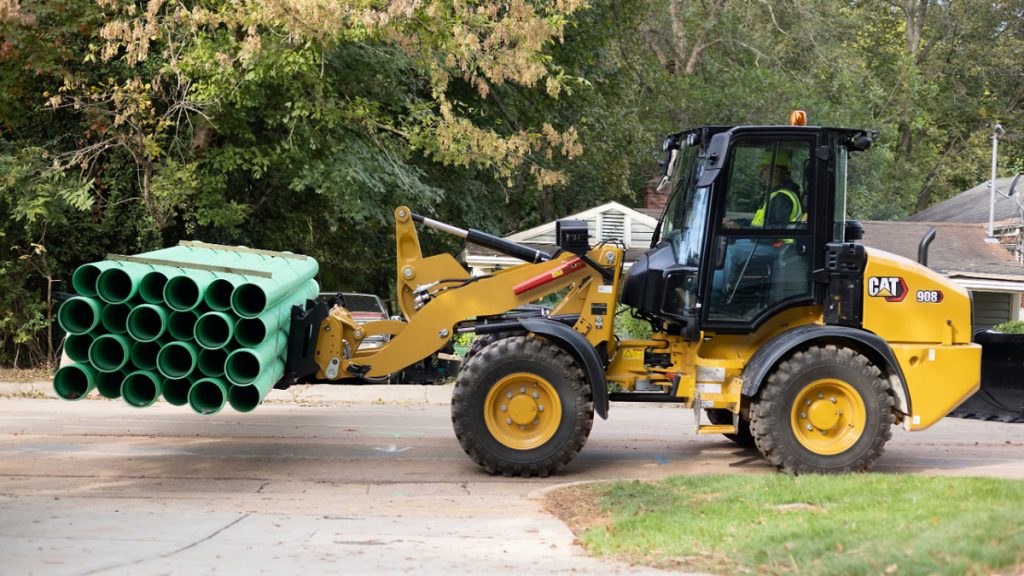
[867,276,908,303]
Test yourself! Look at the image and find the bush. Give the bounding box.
[992,320,1024,334]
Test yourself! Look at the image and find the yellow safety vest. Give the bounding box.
[751,187,802,227]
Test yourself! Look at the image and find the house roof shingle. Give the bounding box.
[907,177,1022,223]
[860,221,1024,278]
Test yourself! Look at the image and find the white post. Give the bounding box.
[989,123,1003,238]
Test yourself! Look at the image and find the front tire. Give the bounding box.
[749,345,894,474]
[451,335,593,477]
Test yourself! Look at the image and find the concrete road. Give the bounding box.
[1,392,1022,575]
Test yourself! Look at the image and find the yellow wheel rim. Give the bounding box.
[790,378,866,455]
[484,372,562,450]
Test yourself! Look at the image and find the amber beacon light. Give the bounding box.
[789,110,807,126]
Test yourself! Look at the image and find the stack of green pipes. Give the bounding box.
[52,242,319,415]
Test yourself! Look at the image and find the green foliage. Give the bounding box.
[2,0,1024,366]
[570,474,1024,575]
[614,306,652,340]
[992,320,1024,334]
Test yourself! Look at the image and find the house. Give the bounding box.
[462,200,661,274]
[859,221,1024,330]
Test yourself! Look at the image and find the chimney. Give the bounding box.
[644,176,668,211]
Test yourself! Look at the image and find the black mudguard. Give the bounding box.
[950,331,1024,423]
[740,324,911,415]
[519,317,609,420]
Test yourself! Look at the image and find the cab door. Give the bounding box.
[702,133,820,330]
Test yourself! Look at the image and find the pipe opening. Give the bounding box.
[58,298,100,335]
[196,313,232,349]
[165,276,201,311]
[198,348,227,377]
[157,342,197,379]
[127,305,167,342]
[131,340,160,370]
[228,384,260,413]
[54,364,93,400]
[225,350,260,385]
[205,279,234,311]
[189,379,226,415]
[168,311,198,341]
[162,378,191,406]
[139,271,169,304]
[97,268,135,304]
[122,372,160,407]
[71,264,103,297]
[232,284,267,319]
[102,303,132,335]
[95,371,124,399]
[89,335,130,372]
[234,318,267,348]
[64,334,94,363]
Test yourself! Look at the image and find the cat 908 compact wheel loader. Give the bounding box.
[288,115,982,476]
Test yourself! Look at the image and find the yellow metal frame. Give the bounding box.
[314,207,622,379]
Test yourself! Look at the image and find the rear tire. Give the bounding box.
[451,335,593,477]
[749,345,894,474]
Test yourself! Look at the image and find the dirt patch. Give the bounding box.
[542,483,613,541]
[0,367,53,383]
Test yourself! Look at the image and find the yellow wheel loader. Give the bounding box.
[285,119,981,476]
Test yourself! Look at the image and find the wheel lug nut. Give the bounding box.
[519,387,525,394]
[506,418,513,425]
[830,396,837,403]
[532,419,539,425]
[817,393,824,399]
[507,392,513,399]
[532,392,539,399]
[800,412,807,419]
[806,424,813,431]
[538,405,544,412]
[518,425,525,430]
[805,400,811,406]
[500,405,507,412]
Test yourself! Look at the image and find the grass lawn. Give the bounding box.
[545,474,1024,575]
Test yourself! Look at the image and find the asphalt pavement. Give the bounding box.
[1,381,1022,575]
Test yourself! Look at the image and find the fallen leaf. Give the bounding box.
[885,563,898,574]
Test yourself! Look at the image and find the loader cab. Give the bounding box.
[622,124,871,337]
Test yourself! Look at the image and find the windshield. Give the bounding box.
[660,138,709,267]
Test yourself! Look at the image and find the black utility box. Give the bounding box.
[556,219,590,255]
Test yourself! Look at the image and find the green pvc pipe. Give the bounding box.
[126,304,168,342]
[198,347,227,377]
[227,359,284,413]
[156,341,198,379]
[130,340,161,370]
[161,376,193,407]
[204,273,249,312]
[164,270,218,312]
[138,265,184,305]
[167,310,198,341]
[72,261,124,297]
[234,280,318,347]
[57,297,102,335]
[194,312,235,350]
[89,334,132,373]
[121,370,163,408]
[189,377,229,415]
[64,333,94,363]
[224,331,287,386]
[95,370,125,399]
[54,363,97,400]
[100,302,133,335]
[230,259,319,319]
